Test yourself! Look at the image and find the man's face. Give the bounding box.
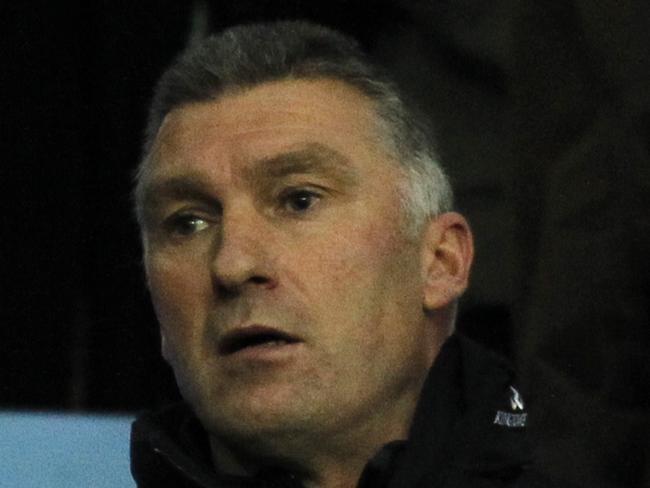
[139,79,443,447]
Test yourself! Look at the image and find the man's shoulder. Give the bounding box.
[387,334,572,488]
[437,467,578,488]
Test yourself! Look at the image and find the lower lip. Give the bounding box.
[224,341,303,362]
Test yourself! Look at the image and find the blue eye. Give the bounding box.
[283,190,320,212]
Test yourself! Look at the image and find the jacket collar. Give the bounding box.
[131,334,532,487]
[386,335,532,487]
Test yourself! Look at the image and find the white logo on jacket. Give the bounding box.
[493,385,527,428]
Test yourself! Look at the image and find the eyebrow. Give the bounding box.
[139,174,220,219]
[247,143,359,185]
[140,142,359,212]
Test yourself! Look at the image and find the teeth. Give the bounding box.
[264,339,288,347]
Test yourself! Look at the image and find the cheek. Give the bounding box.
[282,226,386,297]
[281,216,418,326]
[146,253,212,341]
[323,218,414,284]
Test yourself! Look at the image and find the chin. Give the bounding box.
[196,388,314,438]
[204,406,319,464]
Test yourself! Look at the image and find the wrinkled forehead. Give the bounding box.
[135,78,399,203]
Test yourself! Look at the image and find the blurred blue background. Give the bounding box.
[1,412,135,487]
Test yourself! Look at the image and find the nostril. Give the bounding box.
[250,275,278,289]
[214,282,240,299]
[213,275,275,298]
[250,275,269,284]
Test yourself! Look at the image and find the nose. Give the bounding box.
[210,206,276,296]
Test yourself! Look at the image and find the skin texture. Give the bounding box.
[139,78,473,488]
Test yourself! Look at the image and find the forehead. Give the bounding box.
[143,78,392,182]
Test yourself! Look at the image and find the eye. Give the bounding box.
[281,189,321,213]
[166,214,210,236]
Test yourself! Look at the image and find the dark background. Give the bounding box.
[2,2,649,487]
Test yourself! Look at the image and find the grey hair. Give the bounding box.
[134,20,453,233]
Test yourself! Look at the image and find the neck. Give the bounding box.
[210,431,406,488]
[210,443,376,488]
[208,392,418,488]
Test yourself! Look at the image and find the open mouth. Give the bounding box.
[219,326,300,355]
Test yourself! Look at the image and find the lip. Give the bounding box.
[218,325,303,358]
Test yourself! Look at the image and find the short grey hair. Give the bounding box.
[135,20,453,233]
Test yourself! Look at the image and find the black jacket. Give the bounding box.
[131,335,560,487]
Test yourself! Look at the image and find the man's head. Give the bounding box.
[135,21,452,235]
[134,21,473,477]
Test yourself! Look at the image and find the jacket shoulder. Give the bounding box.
[436,467,579,488]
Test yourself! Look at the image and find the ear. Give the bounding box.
[420,212,474,311]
